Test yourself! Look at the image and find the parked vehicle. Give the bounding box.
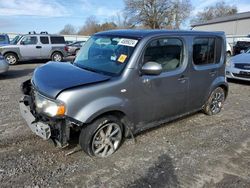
[226,42,232,57]
[65,40,74,45]
[0,34,10,46]
[0,53,9,74]
[0,32,68,65]
[65,41,86,56]
[233,41,250,55]
[226,48,250,81]
[20,30,228,157]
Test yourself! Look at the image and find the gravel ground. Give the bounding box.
[0,62,250,188]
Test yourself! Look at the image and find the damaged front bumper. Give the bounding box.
[20,99,51,140]
[19,95,70,148]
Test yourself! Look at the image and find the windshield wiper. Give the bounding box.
[74,63,109,76]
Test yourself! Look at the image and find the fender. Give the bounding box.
[74,96,132,124]
[50,46,67,58]
[206,76,229,101]
[1,47,22,60]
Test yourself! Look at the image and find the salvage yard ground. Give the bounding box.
[0,61,250,187]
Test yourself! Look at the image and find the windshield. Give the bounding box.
[246,48,250,53]
[74,36,139,76]
[10,35,22,45]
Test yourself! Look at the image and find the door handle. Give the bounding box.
[36,46,42,49]
[209,70,217,76]
[178,75,187,83]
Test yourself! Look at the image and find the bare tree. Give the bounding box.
[191,1,237,24]
[171,0,192,29]
[124,0,191,29]
[78,16,101,35]
[100,22,117,31]
[59,24,76,35]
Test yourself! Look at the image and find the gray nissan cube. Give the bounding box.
[20,30,228,157]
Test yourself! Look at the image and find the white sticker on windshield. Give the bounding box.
[118,38,138,47]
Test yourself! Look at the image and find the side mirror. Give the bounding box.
[20,41,25,45]
[141,61,162,75]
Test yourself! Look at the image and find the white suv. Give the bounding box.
[0,32,68,65]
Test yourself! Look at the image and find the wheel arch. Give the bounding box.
[84,110,135,138]
[204,77,229,104]
[51,50,63,58]
[3,51,20,60]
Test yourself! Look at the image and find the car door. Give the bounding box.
[187,37,223,111]
[19,35,40,59]
[134,37,189,125]
[39,36,51,58]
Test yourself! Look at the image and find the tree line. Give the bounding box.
[59,0,237,35]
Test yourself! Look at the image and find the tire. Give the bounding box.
[203,87,225,115]
[51,52,63,62]
[79,115,123,157]
[4,53,18,65]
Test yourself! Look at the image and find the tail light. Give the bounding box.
[64,46,69,52]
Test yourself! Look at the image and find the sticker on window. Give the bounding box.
[110,55,117,61]
[118,38,138,47]
[117,54,127,63]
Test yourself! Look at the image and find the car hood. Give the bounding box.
[0,44,18,49]
[231,53,250,64]
[32,62,111,99]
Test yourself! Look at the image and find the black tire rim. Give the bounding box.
[91,123,122,157]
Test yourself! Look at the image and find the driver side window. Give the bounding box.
[21,36,37,45]
[144,38,183,72]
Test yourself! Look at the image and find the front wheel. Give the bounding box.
[51,52,63,62]
[79,115,123,157]
[4,53,18,65]
[203,87,225,115]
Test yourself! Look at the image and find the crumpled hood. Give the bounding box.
[231,53,250,64]
[32,61,111,99]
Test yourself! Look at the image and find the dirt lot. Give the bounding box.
[0,62,250,188]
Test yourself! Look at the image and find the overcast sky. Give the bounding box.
[0,0,249,34]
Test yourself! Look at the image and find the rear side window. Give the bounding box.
[50,36,65,44]
[193,37,223,65]
[40,36,49,44]
[193,38,216,65]
[144,38,183,72]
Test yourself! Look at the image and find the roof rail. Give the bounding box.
[28,31,36,34]
[40,31,48,34]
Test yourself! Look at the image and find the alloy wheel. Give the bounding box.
[92,123,122,157]
[6,55,17,65]
[210,90,225,114]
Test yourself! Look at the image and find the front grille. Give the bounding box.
[234,63,250,70]
[233,72,250,79]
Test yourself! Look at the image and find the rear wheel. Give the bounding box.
[4,53,18,65]
[203,87,225,115]
[79,115,123,157]
[51,52,63,62]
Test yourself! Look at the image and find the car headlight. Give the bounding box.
[226,59,232,67]
[34,92,65,117]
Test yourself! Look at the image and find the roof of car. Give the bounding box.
[22,34,64,37]
[95,29,224,39]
